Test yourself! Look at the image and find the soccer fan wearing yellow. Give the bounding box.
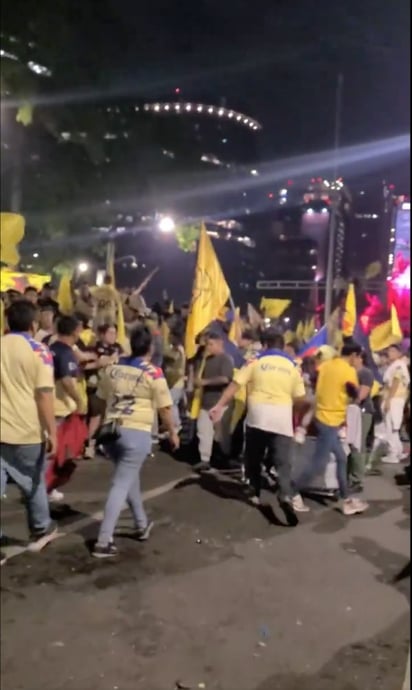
[1,301,58,553]
[92,274,121,329]
[92,325,179,558]
[292,342,369,516]
[210,330,305,509]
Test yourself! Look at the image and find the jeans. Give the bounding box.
[171,386,184,429]
[245,426,293,500]
[97,428,152,546]
[294,420,349,499]
[348,412,372,486]
[197,406,232,463]
[1,443,51,535]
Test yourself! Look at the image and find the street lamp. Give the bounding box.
[158,216,175,233]
[77,262,89,273]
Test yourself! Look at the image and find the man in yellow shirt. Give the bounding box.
[1,301,58,555]
[210,330,305,513]
[292,342,369,516]
[92,325,179,558]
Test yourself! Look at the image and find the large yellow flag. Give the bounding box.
[116,300,127,347]
[260,297,291,319]
[342,283,356,337]
[303,317,315,342]
[57,273,73,316]
[369,317,402,352]
[106,242,116,285]
[391,304,403,339]
[185,224,230,359]
[0,213,25,267]
[228,307,242,345]
[295,321,304,341]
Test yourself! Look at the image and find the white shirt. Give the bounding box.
[246,402,294,437]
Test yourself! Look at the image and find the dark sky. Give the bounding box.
[3,0,410,185]
[101,0,410,160]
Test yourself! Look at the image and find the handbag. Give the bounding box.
[94,419,121,445]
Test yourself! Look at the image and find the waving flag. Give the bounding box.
[260,297,291,319]
[297,326,328,358]
[185,224,230,359]
[57,273,73,316]
[342,283,356,337]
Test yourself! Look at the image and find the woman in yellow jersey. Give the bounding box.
[92,325,179,558]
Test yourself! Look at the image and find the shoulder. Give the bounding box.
[22,334,54,366]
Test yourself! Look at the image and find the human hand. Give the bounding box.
[47,432,58,456]
[209,404,224,423]
[168,430,180,450]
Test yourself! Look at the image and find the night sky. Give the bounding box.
[100,0,410,164]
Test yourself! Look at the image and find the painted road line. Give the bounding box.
[402,647,410,690]
[1,473,196,564]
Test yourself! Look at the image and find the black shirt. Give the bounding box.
[358,366,374,415]
[49,341,79,380]
[201,353,234,411]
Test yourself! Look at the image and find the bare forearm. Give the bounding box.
[62,378,82,407]
[158,407,175,433]
[217,382,239,407]
[35,390,57,438]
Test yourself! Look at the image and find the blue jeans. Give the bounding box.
[294,420,349,499]
[97,428,152,546]
[1,443,51,536]
[171,386,184,429]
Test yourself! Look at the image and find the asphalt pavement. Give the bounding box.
[1,450,410,690]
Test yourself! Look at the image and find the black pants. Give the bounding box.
[245,426,293,500]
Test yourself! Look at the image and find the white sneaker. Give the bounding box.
[382,456,401,465]
[83,442,96,459]
[49,489,64,503]
[292,494,310,512]
[294,427,307,445]
[342,498,369,516]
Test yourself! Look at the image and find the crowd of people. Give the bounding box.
[0,278,410,562]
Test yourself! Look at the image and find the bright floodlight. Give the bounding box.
[158,216,175,233]
[78,262,89,273]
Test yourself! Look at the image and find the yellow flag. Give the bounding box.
[391,304,403,339]
[185,224,230,359]
[260,298,291,319]
[116,300,127,347]
[0,213,25,267]
[168,300,174,315]
[0,299,4,336]
[0,269,50,292]
[284,329,295,344]
[57,273,73,316]
[296,321,304,341]
[303,317,315,342]
[16,102,33,126]
[342,283,356,336]
[106,242,116,286]
[369,319,402,352]
[190,357,206,420]
[228,307,241,345]
[364,261,382,280]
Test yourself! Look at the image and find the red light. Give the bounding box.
[268,193,274,199]
[175,88,180,94]
[317,177,322,182]
[287,179,293,186]
[389,184,395,190]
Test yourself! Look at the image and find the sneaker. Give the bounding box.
[249,495,261,507]
[294,427,307,445]
[92,542,119,559]
[1,552,6,566]
[342,498,369,516]
[382,457,401,465]
[279,497,299,526]
[194,461,212,473]
[27,523,59,553]
[292,494,310,513]
[48,488,65,503]
[134,521,154,541]
[83,442,96,460]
